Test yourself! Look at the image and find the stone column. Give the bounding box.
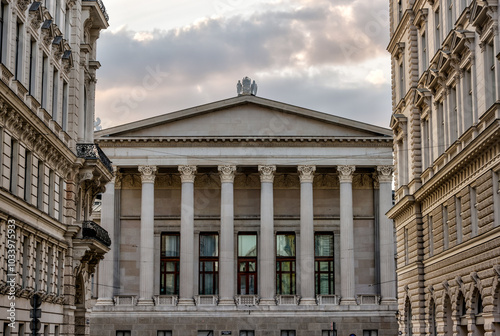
[258,165,276,305]
[178,165,197,306]
[298,165,316,305]
[96,168,116,305]
[377,166,397,303]
[338,165,356,305]
[137,165,156,305]
[218,165,236,305]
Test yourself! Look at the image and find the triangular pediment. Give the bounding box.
[96,96,391,139]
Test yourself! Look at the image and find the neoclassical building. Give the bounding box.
[388,0,500,335]
[92,84,398,336]
[0,0,111,335]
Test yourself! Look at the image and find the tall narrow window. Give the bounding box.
[486,42,496,107]
[64,6,70,42]
[276,233,296,295]
[437,101,445,155]
[237,233,257,295]
[456,197,463,243]
[22,235,29,287]
[48,170,55,217]
[57,250,63,295]
[399,60,405,101]
[52,70,59,120]
[199,233,218,295]
[160,233,180,295]
[470,187,478,237]
[450,87,457,143]
[428,216,434,257]
[464,68,473,129]
[29,39,36,94]
[493,171,500,227]
[61,81,68,131]
[315,233,334,295]
[404,227,409,263]
[54,0,60,26]
[430,300,437,336]
[41,54,48,108]
[24,150,32,201]
[47,246,53,292]
[397,0,403,21]
[447,0,454,31]
[35,241,41,290]
[14,21,21,79]
[37,159,44,210]
[420,31,427,75]
[58,176,64,221]
[435,9,441,51]
[9,137,18,195]
[0,2,5,63]
[443,206,449,250]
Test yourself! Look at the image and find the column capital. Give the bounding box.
[298,165,316,183]
[377,166,394,183]
[258,165,276,183]
[138,165,157,184]
[218,165,236,183]
[337,165,355,183]
[178,165,197,183]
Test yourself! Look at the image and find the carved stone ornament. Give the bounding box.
[218,165,236,183]
[138,165,157,184]
[178,165,197,183]
[258,165,276,183]
[17,0,31,13]
[337,165,356,183]
[377,166,394,183]
[298,165,316,183]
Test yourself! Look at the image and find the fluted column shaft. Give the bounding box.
[137,165,157,305]
[378,166,396,302]
[96,168,116,305]
[298,165,316,305]
[218,165,236,305]
[178,165,197,306]
[259,165,276,305]
[338,165,356,304]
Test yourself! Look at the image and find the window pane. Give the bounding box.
[239,262,246,271]
[238,235,257,257]
[200,234,218,257]
[277,234,295,257]
[248,261,256,272]
[315,234,334,256]
[166,262,176,272]
[162,235,179,257]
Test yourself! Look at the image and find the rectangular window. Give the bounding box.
[238,233,257,295]
[470,187,478,237]
[322,332,335,336]
[58,176,64,221]
[9,137,18,195]
[37,159,44,210]
[276,233,296,295]
[47,246,53,293]
[41,54,48,108]
[363,331,378,336]
[52,69,59,120]
[15,21,22,80]
[35,241,41,290]
[0,2,5,63]
[315,233,334,295]
[240,332,255,336]
[281,331,296,336]
[493,171,500,227]
[116,332,131,336]
[22,235,29,287]
[456,197,463,243]
[428,216,434,257]
[29,39,36,95]
[435,9,441,51]
[157,332,172,336]
[54,325,59,336]
[62,81,68,131]
[48,170,55,217]
[24,150,32,201]
[447,0,454,31]
[19,324,25,336]
[197,331,213,336]
[160,233,180,295]
[199,233,219,295]
[399,60,405,101]
[443,206,449,250]
[464,69,473,129]
[421,31,427,75]
[57,250,63,295]
[3,322,11,336]
[404,227,409,263]
[65,6,70,42]
[487,42,496,107]
[450,86,457,143]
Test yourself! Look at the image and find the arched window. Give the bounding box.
[429,299,437,336]
[443,295,453,336]
[406,299,413,336]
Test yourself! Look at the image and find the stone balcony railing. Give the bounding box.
[76,143,113,173]
[82,0,109,21]
[82,220,111,247]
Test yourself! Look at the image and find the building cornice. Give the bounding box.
[387,9,414,55]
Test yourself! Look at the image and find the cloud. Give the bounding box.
[95,0,391,129]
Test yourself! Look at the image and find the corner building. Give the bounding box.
[0,0,112,335]
[92,89,398,336]
[388,1,500,336]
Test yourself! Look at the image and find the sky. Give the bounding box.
[95,0,392,130]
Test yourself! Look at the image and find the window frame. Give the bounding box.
[314,232,335,295]
[237,232,257,295]
[199,232,219,295]
[276,232,296,295]
[160,232,180,295]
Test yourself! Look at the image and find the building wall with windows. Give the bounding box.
[0,0,112,335]
[388,0,500,335]
[92,90,398,336]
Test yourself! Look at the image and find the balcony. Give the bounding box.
[76,143,113,174]
[82,220,111,247]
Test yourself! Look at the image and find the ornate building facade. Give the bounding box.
[92,86,398,336]
[0,0,111,335]
[388,0,500,335]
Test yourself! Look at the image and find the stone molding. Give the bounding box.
[298,165,316,183]
[178,165,197,183]
[218,165,236,183]
[138,165,157,184]
[337,165,356,183]
[258,165,276,183]
[377,166,394,183]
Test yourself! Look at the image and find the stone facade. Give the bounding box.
[92,93,398,336]
[388,1,500,336]
[0,1,111,335]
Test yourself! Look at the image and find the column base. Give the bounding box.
[299,297,317,306]
[137,298,154,306]
[340,298,357,305]
[259,298,276,306]
[177,298,195,306]
[218,298,236,306]
[94,297,114,306]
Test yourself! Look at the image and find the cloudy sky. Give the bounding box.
[95,0,392,130]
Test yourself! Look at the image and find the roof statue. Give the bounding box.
[237,76,257,96]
